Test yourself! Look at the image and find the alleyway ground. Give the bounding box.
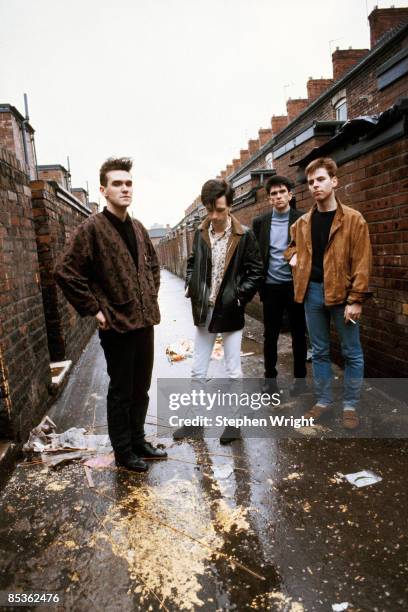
[0,270,407,611]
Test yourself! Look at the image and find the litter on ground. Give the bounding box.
[342,470,382,488]
[166,339,194,362]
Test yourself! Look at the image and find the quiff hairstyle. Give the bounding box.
[201,179,234,210]
[99,157,133,186]
[305,157,338,178]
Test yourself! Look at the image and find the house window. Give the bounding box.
[265,152,273,169]
[335,98,347,121]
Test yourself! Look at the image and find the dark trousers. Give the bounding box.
[262,282,307,379]
[99,326,154,455]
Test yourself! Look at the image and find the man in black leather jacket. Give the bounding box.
[178,178,263,443]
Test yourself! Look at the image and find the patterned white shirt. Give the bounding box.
[208,216,232,306]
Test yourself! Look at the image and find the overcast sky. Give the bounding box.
[1,0,407,227]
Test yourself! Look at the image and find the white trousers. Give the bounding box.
[191,308,243,379]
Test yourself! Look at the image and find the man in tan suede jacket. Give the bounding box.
[285,157,372,429]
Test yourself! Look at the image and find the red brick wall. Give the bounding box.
[307,78,334,101]
[0,111,36,179]
[37,168,69,190]
[369,7,408,48]
[332,49,369,81]
[30,180,96,363]
[0,147,50,440]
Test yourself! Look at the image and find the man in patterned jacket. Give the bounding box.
[55,157,167,471]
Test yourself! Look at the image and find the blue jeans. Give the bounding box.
[304,282,364,409]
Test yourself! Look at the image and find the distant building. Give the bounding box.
[71,187,89,207]
[0,103,36,178]
[148,223,170,247]
[37,164,71,190]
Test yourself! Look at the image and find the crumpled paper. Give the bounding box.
[23,417,112,467]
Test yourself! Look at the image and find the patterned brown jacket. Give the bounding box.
[54,212,160,332]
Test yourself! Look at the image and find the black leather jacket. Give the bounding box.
[186,214,263,332]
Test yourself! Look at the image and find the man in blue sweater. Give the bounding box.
[253,175,308,395]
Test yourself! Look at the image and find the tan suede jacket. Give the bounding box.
[284,199,372,306]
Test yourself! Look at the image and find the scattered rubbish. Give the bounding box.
[213,464,233,480]
[332,603,349,611]
[83,453,115,468]
[342,470,382,488]
[284,472,303,481]
[214,498,250,534]
[297,424,330,436]
[23,419,113,467]
[166,339,194,362]
[240,351,255,357]
[84,465,95,488]
[49,428,111,452]
[211,336,224,360]
[23,416,57,452]
[45,480,71,492]
[329,472,344,484]
[41,451,85,468]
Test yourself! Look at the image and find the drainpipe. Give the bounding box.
[22,93,36,179]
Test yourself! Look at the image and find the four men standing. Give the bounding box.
[55,155,372,460]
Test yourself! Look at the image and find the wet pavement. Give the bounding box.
[0,270,407,612]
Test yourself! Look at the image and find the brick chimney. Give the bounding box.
[332,48,369,81]
[271,115,289,135]
[232,158,240,172]
[240,149,250,164]
[226,164,234,176]
[307,77,334,101]
[286,98,309,122]
[220,170,227,179]
[258,128,273,146]
[248,139,260,155]
[0,104,36,178]
[369,6,408,48]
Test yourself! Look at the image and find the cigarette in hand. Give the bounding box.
[349,318,357,325]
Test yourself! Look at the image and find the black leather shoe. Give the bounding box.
[289,379,310,397]
[133,441,168,459]
[261,379,279,395]
[172,425,204,441]
[220,425,241,444]
[114,451,149,472]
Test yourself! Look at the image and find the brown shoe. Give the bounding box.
[343,409,359,429]
[304,404,332,422]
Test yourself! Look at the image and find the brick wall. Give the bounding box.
[30,180,95,363]
[0,108,36,179]
[369,7,408,48]
[0,147,50,440]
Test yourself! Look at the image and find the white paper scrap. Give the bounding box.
[343,470,382,488]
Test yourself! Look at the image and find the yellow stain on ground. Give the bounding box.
[92,477,251,611]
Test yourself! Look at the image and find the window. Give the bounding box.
[335,97,347,122]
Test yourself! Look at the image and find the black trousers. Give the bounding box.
[262,282,307,379]
[99,326,154,455]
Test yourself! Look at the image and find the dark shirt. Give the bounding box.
[310,209,336,282]
[102,206,138,269]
